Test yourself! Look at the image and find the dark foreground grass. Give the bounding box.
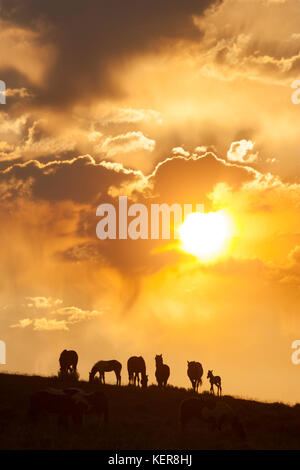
[0,373,300,449]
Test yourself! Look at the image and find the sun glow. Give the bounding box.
[178,210,233,261]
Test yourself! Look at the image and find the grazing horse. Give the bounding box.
[179,396,245,439]
[127,356,148,387]
[29,387,108,429]
[89,360,122,386]
[207,370,222,396]
[59,349,78,375]
[155,354,170,387]
[29,388,85,428]
[187,361,203,392]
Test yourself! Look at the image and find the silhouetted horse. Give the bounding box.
[127,356,148,387]
[29,388,84,428]
[179,396,245,438]
[89,360,122,385]
[64,388,108,428]
[155,354,170,387]
[29,387,108,429]
[59,350,78,376]
[207,370,222,396]
[187,361,203,392]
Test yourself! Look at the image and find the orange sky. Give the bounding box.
[1,0,300,403]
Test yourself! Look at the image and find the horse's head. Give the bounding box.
[207,370,213,379]
[155,354,163,365]
[89,371,94,383]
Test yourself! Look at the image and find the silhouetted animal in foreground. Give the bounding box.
[179,397,245,439]
[64,388,108,428]
[187,361,203,392]
[155,354,170,387]
[89,360,122,385]
[127,356,148,387]
[29,387,108,429]
[207,370,222,396]
[59,350,78,376]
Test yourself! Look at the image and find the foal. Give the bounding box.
[207,370,222,396]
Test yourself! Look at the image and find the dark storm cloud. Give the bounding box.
[0,0,222,108]
[0,155,142,203]
[148,152,255,206]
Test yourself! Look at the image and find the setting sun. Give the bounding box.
[178,210,233,261]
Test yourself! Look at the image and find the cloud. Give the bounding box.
[147,152,257,206]
[195,0,300,85]
[0,155,144,204]
[25,296,63,309]
[0,0,222,108]
[97,108,162,125]
[227,140,258,163]
[98,131,156,157]
[33,318,69,331]
[172,147,190,157]
[10,318,33,329]
[10,317,67,330]
[272,245,300,285]
[52,306,103,323]
[10,301,103,331]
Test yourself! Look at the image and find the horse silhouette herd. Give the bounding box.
[59,349,222,396]
[28,349,246,440]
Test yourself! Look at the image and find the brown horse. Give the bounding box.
[89,360,122,385]
[155,354,170,387]
[187,361,203,392]
[127,356,148,387]
[59,350,78,375]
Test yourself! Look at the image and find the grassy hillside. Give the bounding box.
[0,373,300,450]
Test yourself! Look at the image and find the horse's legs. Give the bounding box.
[115,371,121,386]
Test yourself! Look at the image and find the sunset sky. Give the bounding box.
[1,0,300,403]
